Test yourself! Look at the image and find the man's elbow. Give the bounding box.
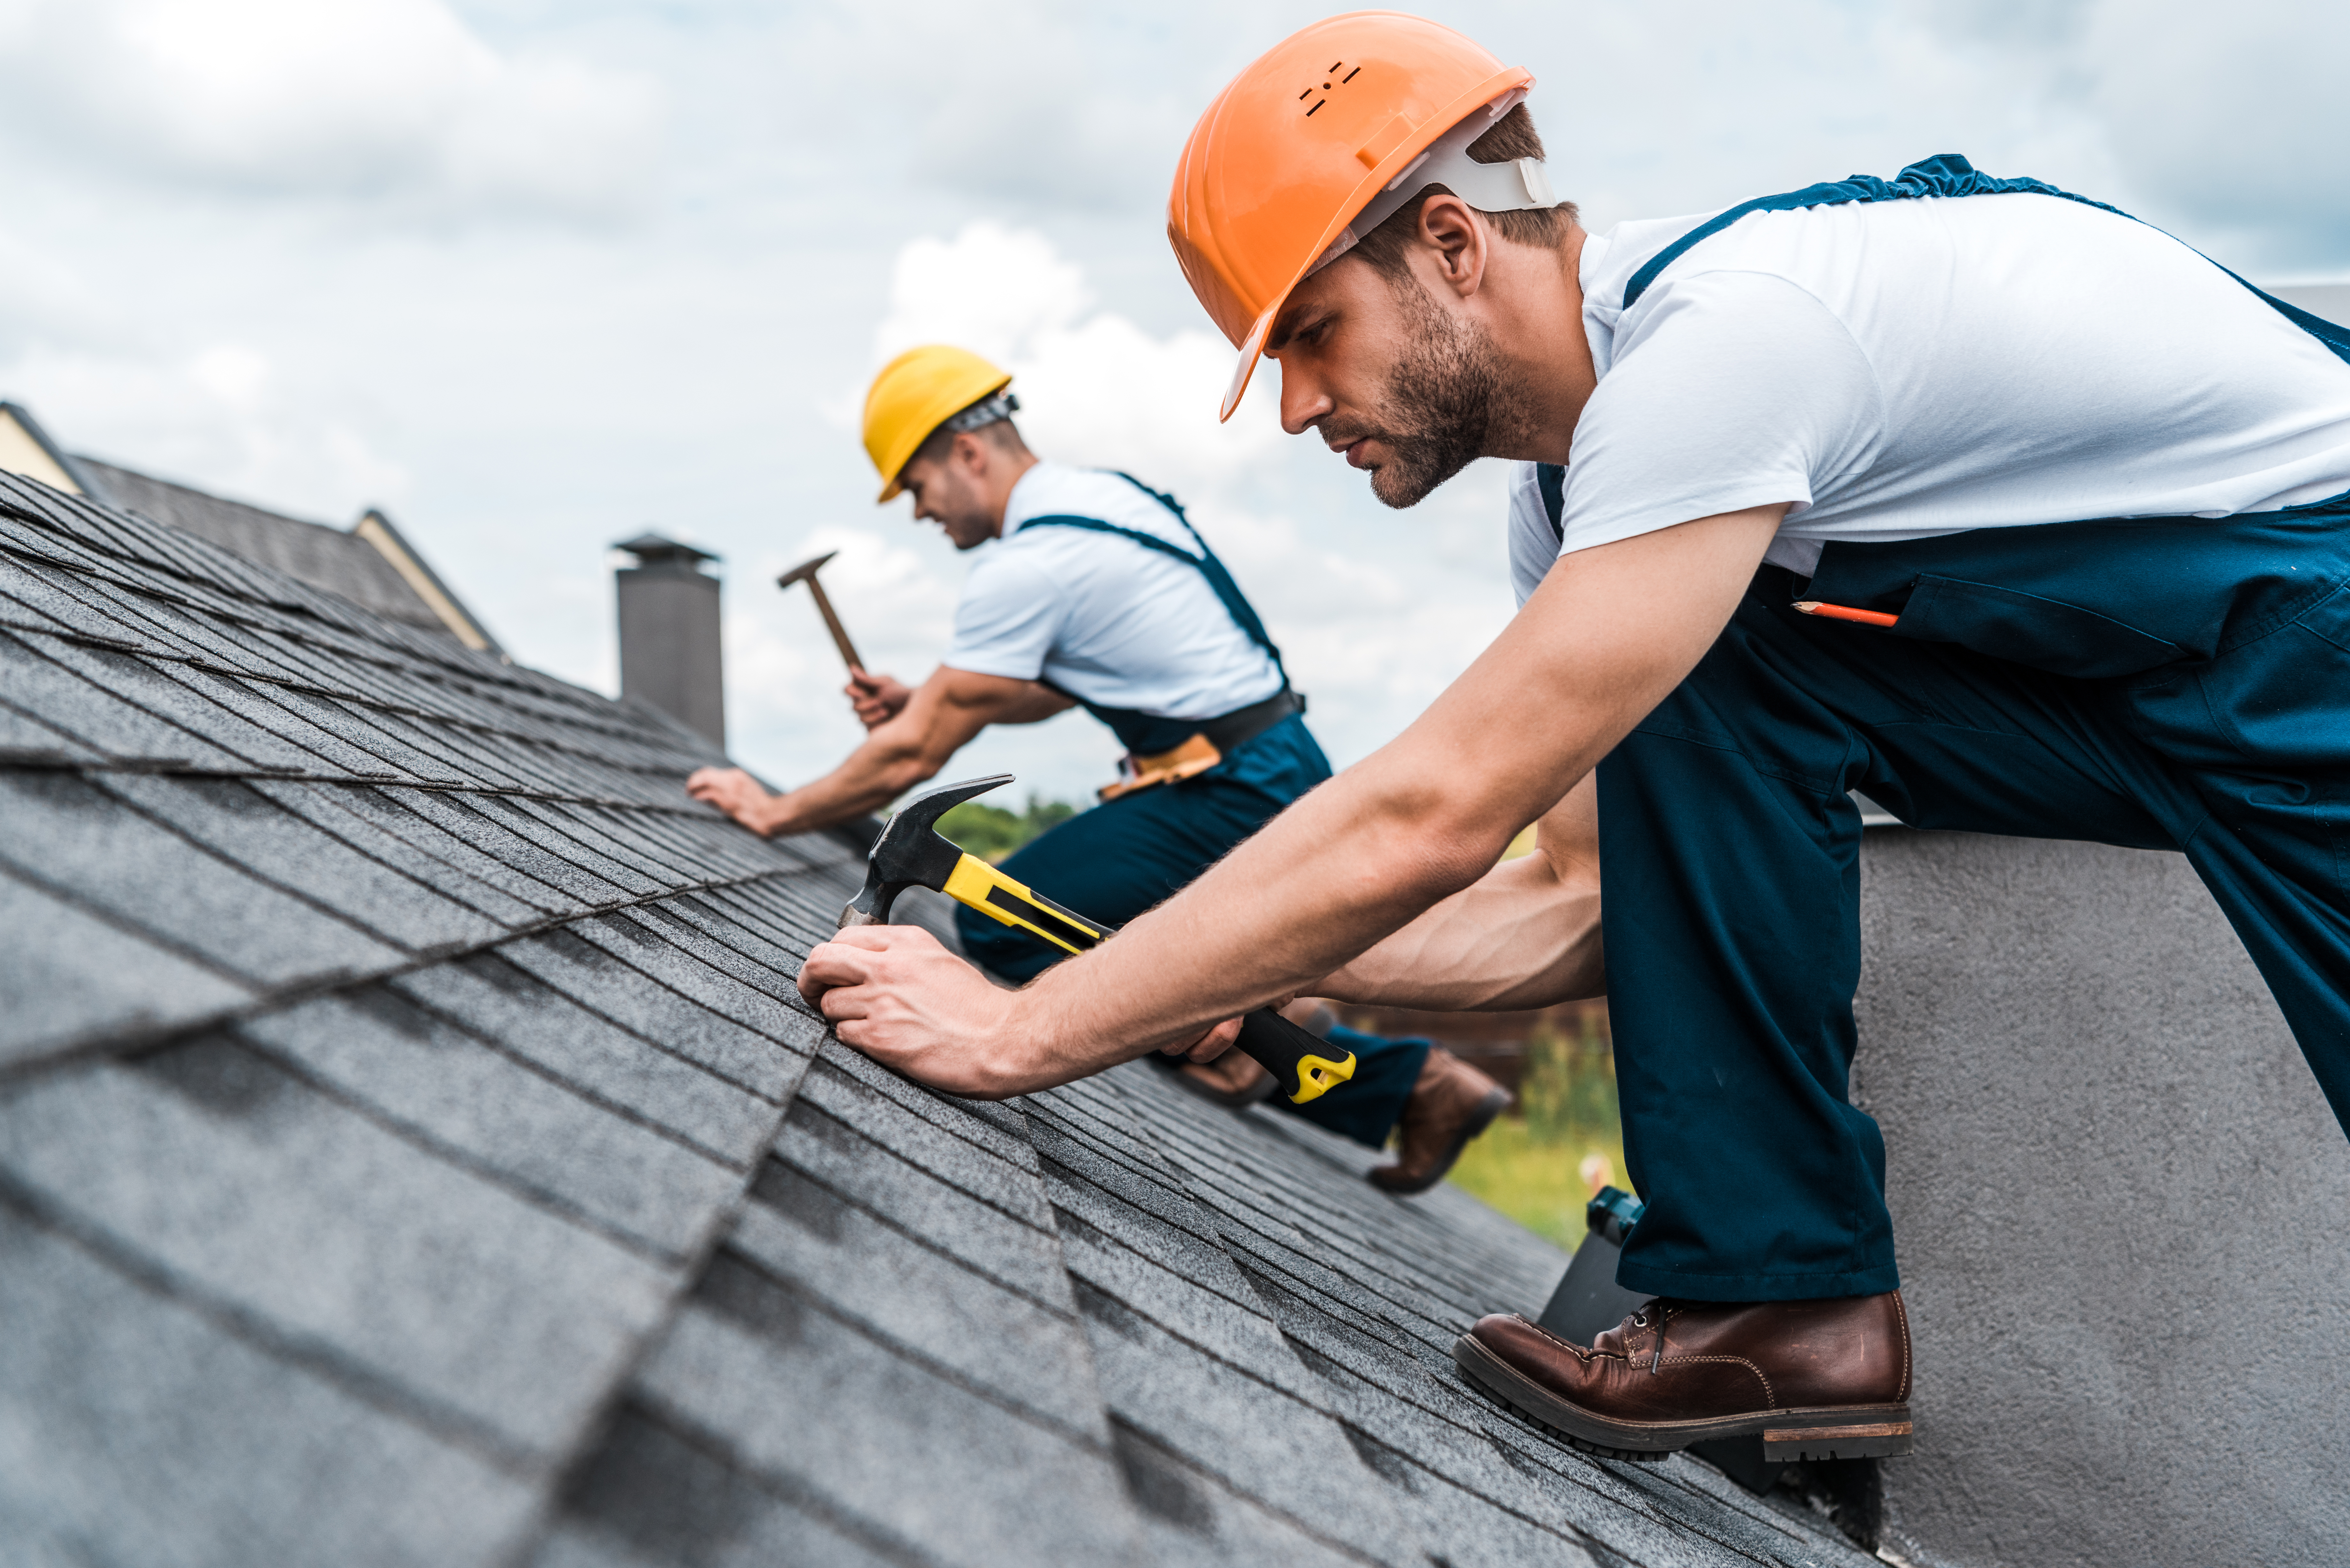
[1365,789,1517,911]
[871,750,943,798]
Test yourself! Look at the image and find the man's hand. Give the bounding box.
[799,925,1051,1097]
[686,766,778,835]
[846,668,913,730]
[800,926,1249,1095]
[683,667,1076,840]
[1163,1015,1245,1064]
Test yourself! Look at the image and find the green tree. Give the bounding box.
[934,793,1080,863]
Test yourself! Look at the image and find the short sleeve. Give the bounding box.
[1505,462,1561,607]
[942,551,1070,681]
[1559,270,1883,555]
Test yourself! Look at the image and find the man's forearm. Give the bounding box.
[1319,845,1602,1011]
[760,738,936,835]
[1320,774,1603,1010]
[751,666,1058,836]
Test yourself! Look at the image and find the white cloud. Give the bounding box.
[0,0,663,222]
[866,219,1286,499]
[1898,0,2350,268]
[898,12,1195,215]
[7,337,410,520]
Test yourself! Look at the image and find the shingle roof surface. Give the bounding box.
[73,456,459,635]
[0,468,1875,1568]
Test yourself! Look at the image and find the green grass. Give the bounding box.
[933,794,1079,863]
[1443,1006,1631,1250]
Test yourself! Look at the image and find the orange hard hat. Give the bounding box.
[1169,13,1545,420]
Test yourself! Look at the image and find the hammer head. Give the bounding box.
[776,551,838,590]
[838,773,1013,930]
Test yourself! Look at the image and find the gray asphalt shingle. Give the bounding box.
[498,927,815,1097]
[97,773,508,953]
[0,868,251,1066]
[390,953,781,1166]
[0,698,108,763]
[0,629,234,767]
[0,769,403,987]
[0,1203,538,1568]
[0,1040,674,1463]
[239,989,743,1259]
[634,1293,1148,1568]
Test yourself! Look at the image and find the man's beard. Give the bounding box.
[1358,282,1506,509]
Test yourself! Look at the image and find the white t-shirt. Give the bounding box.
[944,462,1285,719]
[1508,191,2350,604]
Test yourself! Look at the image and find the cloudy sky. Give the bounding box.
[2,0,2345,803]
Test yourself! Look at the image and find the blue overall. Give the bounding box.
[1555,157,2350,1301]
[954,476,1432,1147]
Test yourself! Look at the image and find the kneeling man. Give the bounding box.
[794,15,2350,1463]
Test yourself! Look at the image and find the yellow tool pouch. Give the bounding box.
[1097,733,1222,801]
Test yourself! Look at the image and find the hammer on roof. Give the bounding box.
[777,551,864,672]
[839,773,1358,1105]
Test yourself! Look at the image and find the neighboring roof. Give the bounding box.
[0,467,1874,1567]
[0,400,102,498]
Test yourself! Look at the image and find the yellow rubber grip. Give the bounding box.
[941,855,1109,955]
[1287,1050,1357,1105]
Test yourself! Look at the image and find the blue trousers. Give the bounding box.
[958,716,1431,1146]
[1604,495,2350,1301]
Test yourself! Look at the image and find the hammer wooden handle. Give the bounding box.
[804,578,864,672]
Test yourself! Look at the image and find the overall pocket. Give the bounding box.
[1891,575,2183,679]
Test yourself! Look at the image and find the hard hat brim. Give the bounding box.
[1211,66,1532,424]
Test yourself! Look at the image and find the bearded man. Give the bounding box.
[793,11,2350,1466]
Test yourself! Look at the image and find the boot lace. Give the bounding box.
[1629,1300,1673,1374]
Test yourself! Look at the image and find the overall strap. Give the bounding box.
[1536,462,1567,543]
[1620,154,2350,368]
[1022,474,1288,676]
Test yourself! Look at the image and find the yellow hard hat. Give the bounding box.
[862,345,1015,502]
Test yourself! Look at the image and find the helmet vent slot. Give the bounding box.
[1302,61,1357,118]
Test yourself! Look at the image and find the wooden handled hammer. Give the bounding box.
[776,552,865,673]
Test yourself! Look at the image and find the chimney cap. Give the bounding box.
[615,532,720,569]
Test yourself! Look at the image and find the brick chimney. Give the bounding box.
[614,533,725,749]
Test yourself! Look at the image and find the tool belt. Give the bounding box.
[1098,687,1304,801]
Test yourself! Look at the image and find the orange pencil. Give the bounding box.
[1793,600,1900,628]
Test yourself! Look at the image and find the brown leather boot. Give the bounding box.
[1367,1047,1512,1195]
[1454,1293,1913,1462]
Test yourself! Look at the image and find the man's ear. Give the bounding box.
[951,429,990,476]
[1415,193,1487,300]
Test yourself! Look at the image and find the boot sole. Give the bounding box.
[1369,1087,1513,1196]
[1452,1332,1913,1463]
